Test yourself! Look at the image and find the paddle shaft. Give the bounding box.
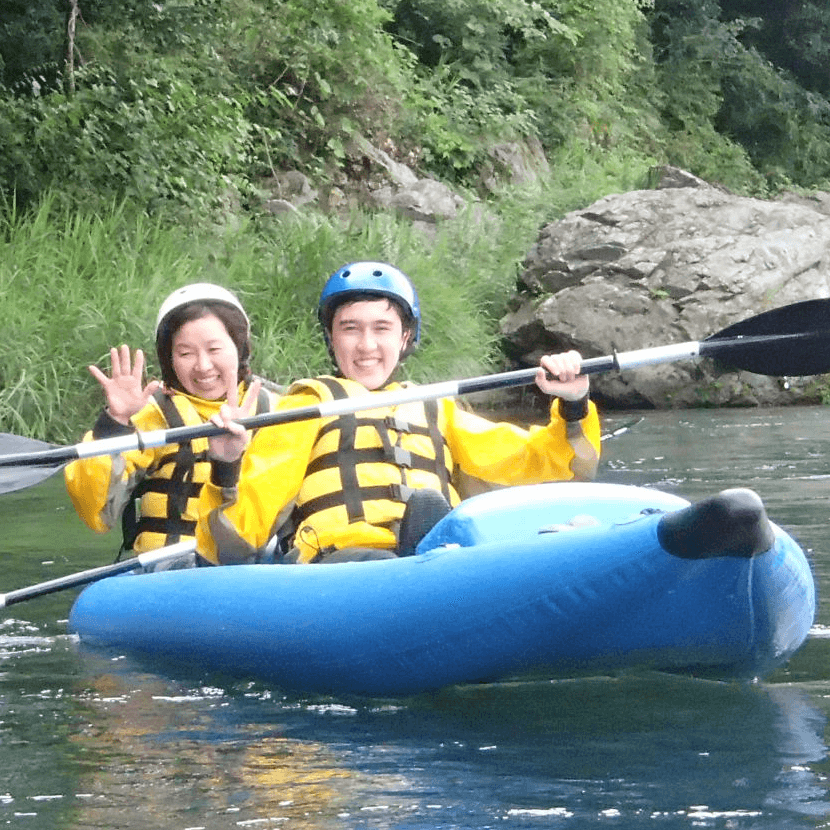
[0,347,675,468]
[0,327,822,474]
[59,331,820,448]
[0,540,195,608]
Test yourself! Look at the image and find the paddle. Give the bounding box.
[0,297,827,497]
[0,540,195,608]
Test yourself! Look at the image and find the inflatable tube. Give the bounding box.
[69,483,815,697]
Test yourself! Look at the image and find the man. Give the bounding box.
[196,261,600,564]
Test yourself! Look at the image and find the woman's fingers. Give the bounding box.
[240,378,262,416]
[207,380,262,462]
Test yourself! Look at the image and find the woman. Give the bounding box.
[65,283,278,557]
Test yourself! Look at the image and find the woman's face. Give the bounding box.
[171,312,239,400]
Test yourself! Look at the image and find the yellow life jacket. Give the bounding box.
[289,377,456,558]
[124,387,271,551]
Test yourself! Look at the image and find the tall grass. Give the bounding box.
[0,195,204,442]
[0,145,652,443]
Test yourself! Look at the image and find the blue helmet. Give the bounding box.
[318,261,421,349]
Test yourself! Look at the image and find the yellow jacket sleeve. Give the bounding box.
[63,402,168,535]
[444,395,601,486]
[196,391,323,564]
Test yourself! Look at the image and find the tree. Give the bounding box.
[0,0,64,91]
[720,0,830,95]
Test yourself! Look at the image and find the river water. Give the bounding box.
[1,406,830,829]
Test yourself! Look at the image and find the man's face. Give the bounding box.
[330,299,409,390]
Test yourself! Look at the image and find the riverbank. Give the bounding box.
[0,152,650,443]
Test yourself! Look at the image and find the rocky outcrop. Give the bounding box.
[258,135,551,232]
[256,152,829,409]
[501,167,830,409]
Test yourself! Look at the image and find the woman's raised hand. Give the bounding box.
[88,345,160,426]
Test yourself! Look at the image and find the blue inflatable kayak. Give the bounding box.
[68,482,815,697]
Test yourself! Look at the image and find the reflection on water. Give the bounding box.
[4,653,830,828]
[1,407,830,827]
[68,672,366,829]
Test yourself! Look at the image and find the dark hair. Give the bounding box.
[155,302,252,392]
[323,292,416,344]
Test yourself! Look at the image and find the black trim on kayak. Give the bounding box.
[657,488,776,560]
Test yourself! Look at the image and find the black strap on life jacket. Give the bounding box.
[423,397,452,498]
[292,377,452,528]
[119,386,271,554]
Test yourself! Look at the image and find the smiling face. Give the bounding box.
[170,312,239,400]
[329,298,410,390]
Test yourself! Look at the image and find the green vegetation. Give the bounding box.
[0,144,649,442]
[1,0,829,438]
[4,0,830,216]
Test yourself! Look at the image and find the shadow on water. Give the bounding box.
[412,676,830,821]
[4,615,830,828]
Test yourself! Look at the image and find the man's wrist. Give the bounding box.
[559,394,590,422]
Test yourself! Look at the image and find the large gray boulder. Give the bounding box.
[501,168,830,408]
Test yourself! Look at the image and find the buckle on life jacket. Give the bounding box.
[390,483,415,503]
[385,415,412,433]
[391,446,413,468]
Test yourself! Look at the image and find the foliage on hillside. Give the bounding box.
[2,0,830,220]
[0,141,654,443]
[4,0,830,436]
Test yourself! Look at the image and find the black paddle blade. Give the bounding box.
[703,298,830,376]
[0,434,65,494]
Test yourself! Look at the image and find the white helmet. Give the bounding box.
[155,283,248,338]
